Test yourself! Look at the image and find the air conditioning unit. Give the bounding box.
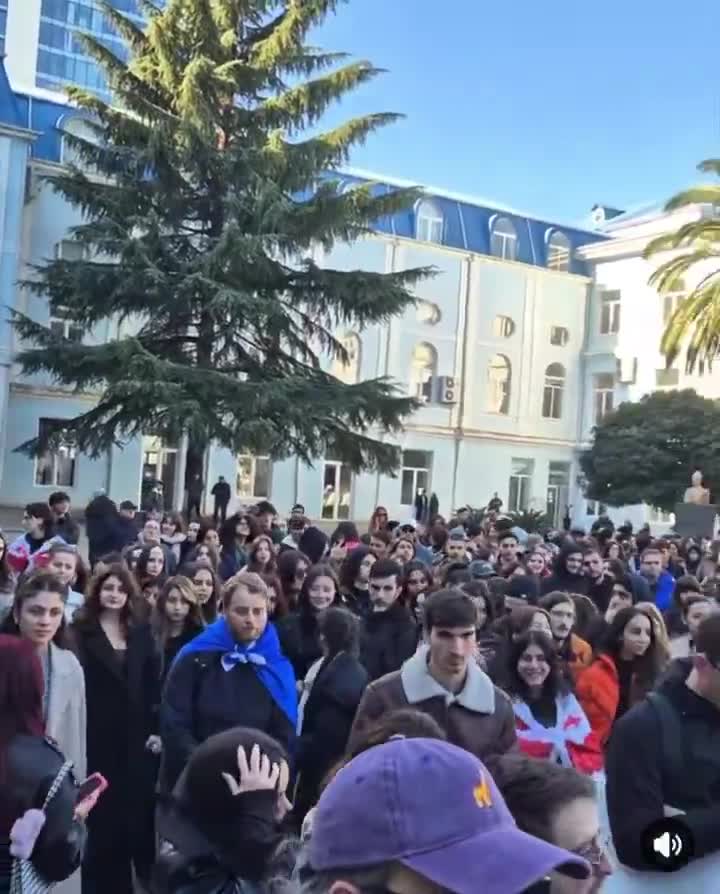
[616,356,637,384]
[438,376,458,405]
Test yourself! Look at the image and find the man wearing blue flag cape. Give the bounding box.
[159,571,297,793]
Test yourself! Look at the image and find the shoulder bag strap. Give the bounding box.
[41,761,74,811]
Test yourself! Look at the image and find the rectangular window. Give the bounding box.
[49,306,83,342]
[599,289,621,335]
[34,419,76,487]
[550,326,569,346]
[593,373,614,423]
[400,450,432,506]
[542,376,564,419]
[508,458,534,513]
[586,500,607,516]
[236,454,271,500]
[650,507,675,524]
[655,368,679,387]
[322,458,352,521]
[663,286,685,324]
[546,461,570,526]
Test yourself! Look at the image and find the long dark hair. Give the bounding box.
[318,607,361,659]
[298,564,340,633]
[0,635,44,827]
[505,630,568,703]
[401,560,433,611]
[339,546,372,595]
[180,562,220,623]
[135,544,166,584]
[259,571,288,619]
[74,563,141,632]
[246,535,277,574]
[276,549,309,609]
[600,605,664,692]
[220,513,259,552]
[0,572,74,650]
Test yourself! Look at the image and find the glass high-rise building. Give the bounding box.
[0,1,8,54]
[3,0,145,96]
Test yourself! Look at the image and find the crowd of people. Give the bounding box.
[2,492,720,894]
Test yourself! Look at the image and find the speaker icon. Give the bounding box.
[642,818,693,871]
[653,830,683,859]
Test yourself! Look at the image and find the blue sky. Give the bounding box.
[313,0,719,225]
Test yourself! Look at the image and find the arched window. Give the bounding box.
[416,200,444,244]
[546,230,572,272]
[332,332,362,384]
[487,354,511,414]
[490,217,518,261]
[410,342,437,400]
[542,363,565,419]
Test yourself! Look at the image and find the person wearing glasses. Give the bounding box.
[540,593,593,683]
[490,752,612,893]
[605,614,720,890]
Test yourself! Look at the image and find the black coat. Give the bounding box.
[360,602,417,682]
[159,651,295,794]
[55,513,80,546]
[154,781,283,893]
[294,652,368,818]
[73,619,160,884]
[84,496,122,566]
[606,666,720,870]
[276,610,323,681]
[586,573,614,614]
[0,736,85,884]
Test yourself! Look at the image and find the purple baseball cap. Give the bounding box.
[309,738,590,894]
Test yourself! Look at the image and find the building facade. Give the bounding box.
[4,0,141,96]
[4,63,706,530]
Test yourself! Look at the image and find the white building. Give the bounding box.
[0,57,711,530]
[575,201,720,533]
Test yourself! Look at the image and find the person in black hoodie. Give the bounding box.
[541,542,588,596]
[294,607,368,822]
[360,559,418,682]
[277,564,342,681]
[154,727,293,894]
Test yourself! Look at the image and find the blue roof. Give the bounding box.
[3,85,608,274]
[336,170,607,275]
[0,58,22,129]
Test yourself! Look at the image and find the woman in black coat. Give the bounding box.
[294,608,368,823]
[71,563,160,894]
[276,564,342,681]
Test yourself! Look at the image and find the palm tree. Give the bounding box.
[644,159,720,372]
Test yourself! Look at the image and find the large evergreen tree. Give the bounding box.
[13,0,430,473]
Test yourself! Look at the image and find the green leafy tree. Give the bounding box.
[645,159,720,372]
[579,389,720,511]
[13,0,431,474]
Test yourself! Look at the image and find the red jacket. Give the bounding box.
[576,653,620,746]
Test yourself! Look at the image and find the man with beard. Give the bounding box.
[582,548,614,614]
[358,559,417,681]
[540,592,592,682]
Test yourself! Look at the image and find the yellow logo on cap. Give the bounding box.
[473,773,492,808]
